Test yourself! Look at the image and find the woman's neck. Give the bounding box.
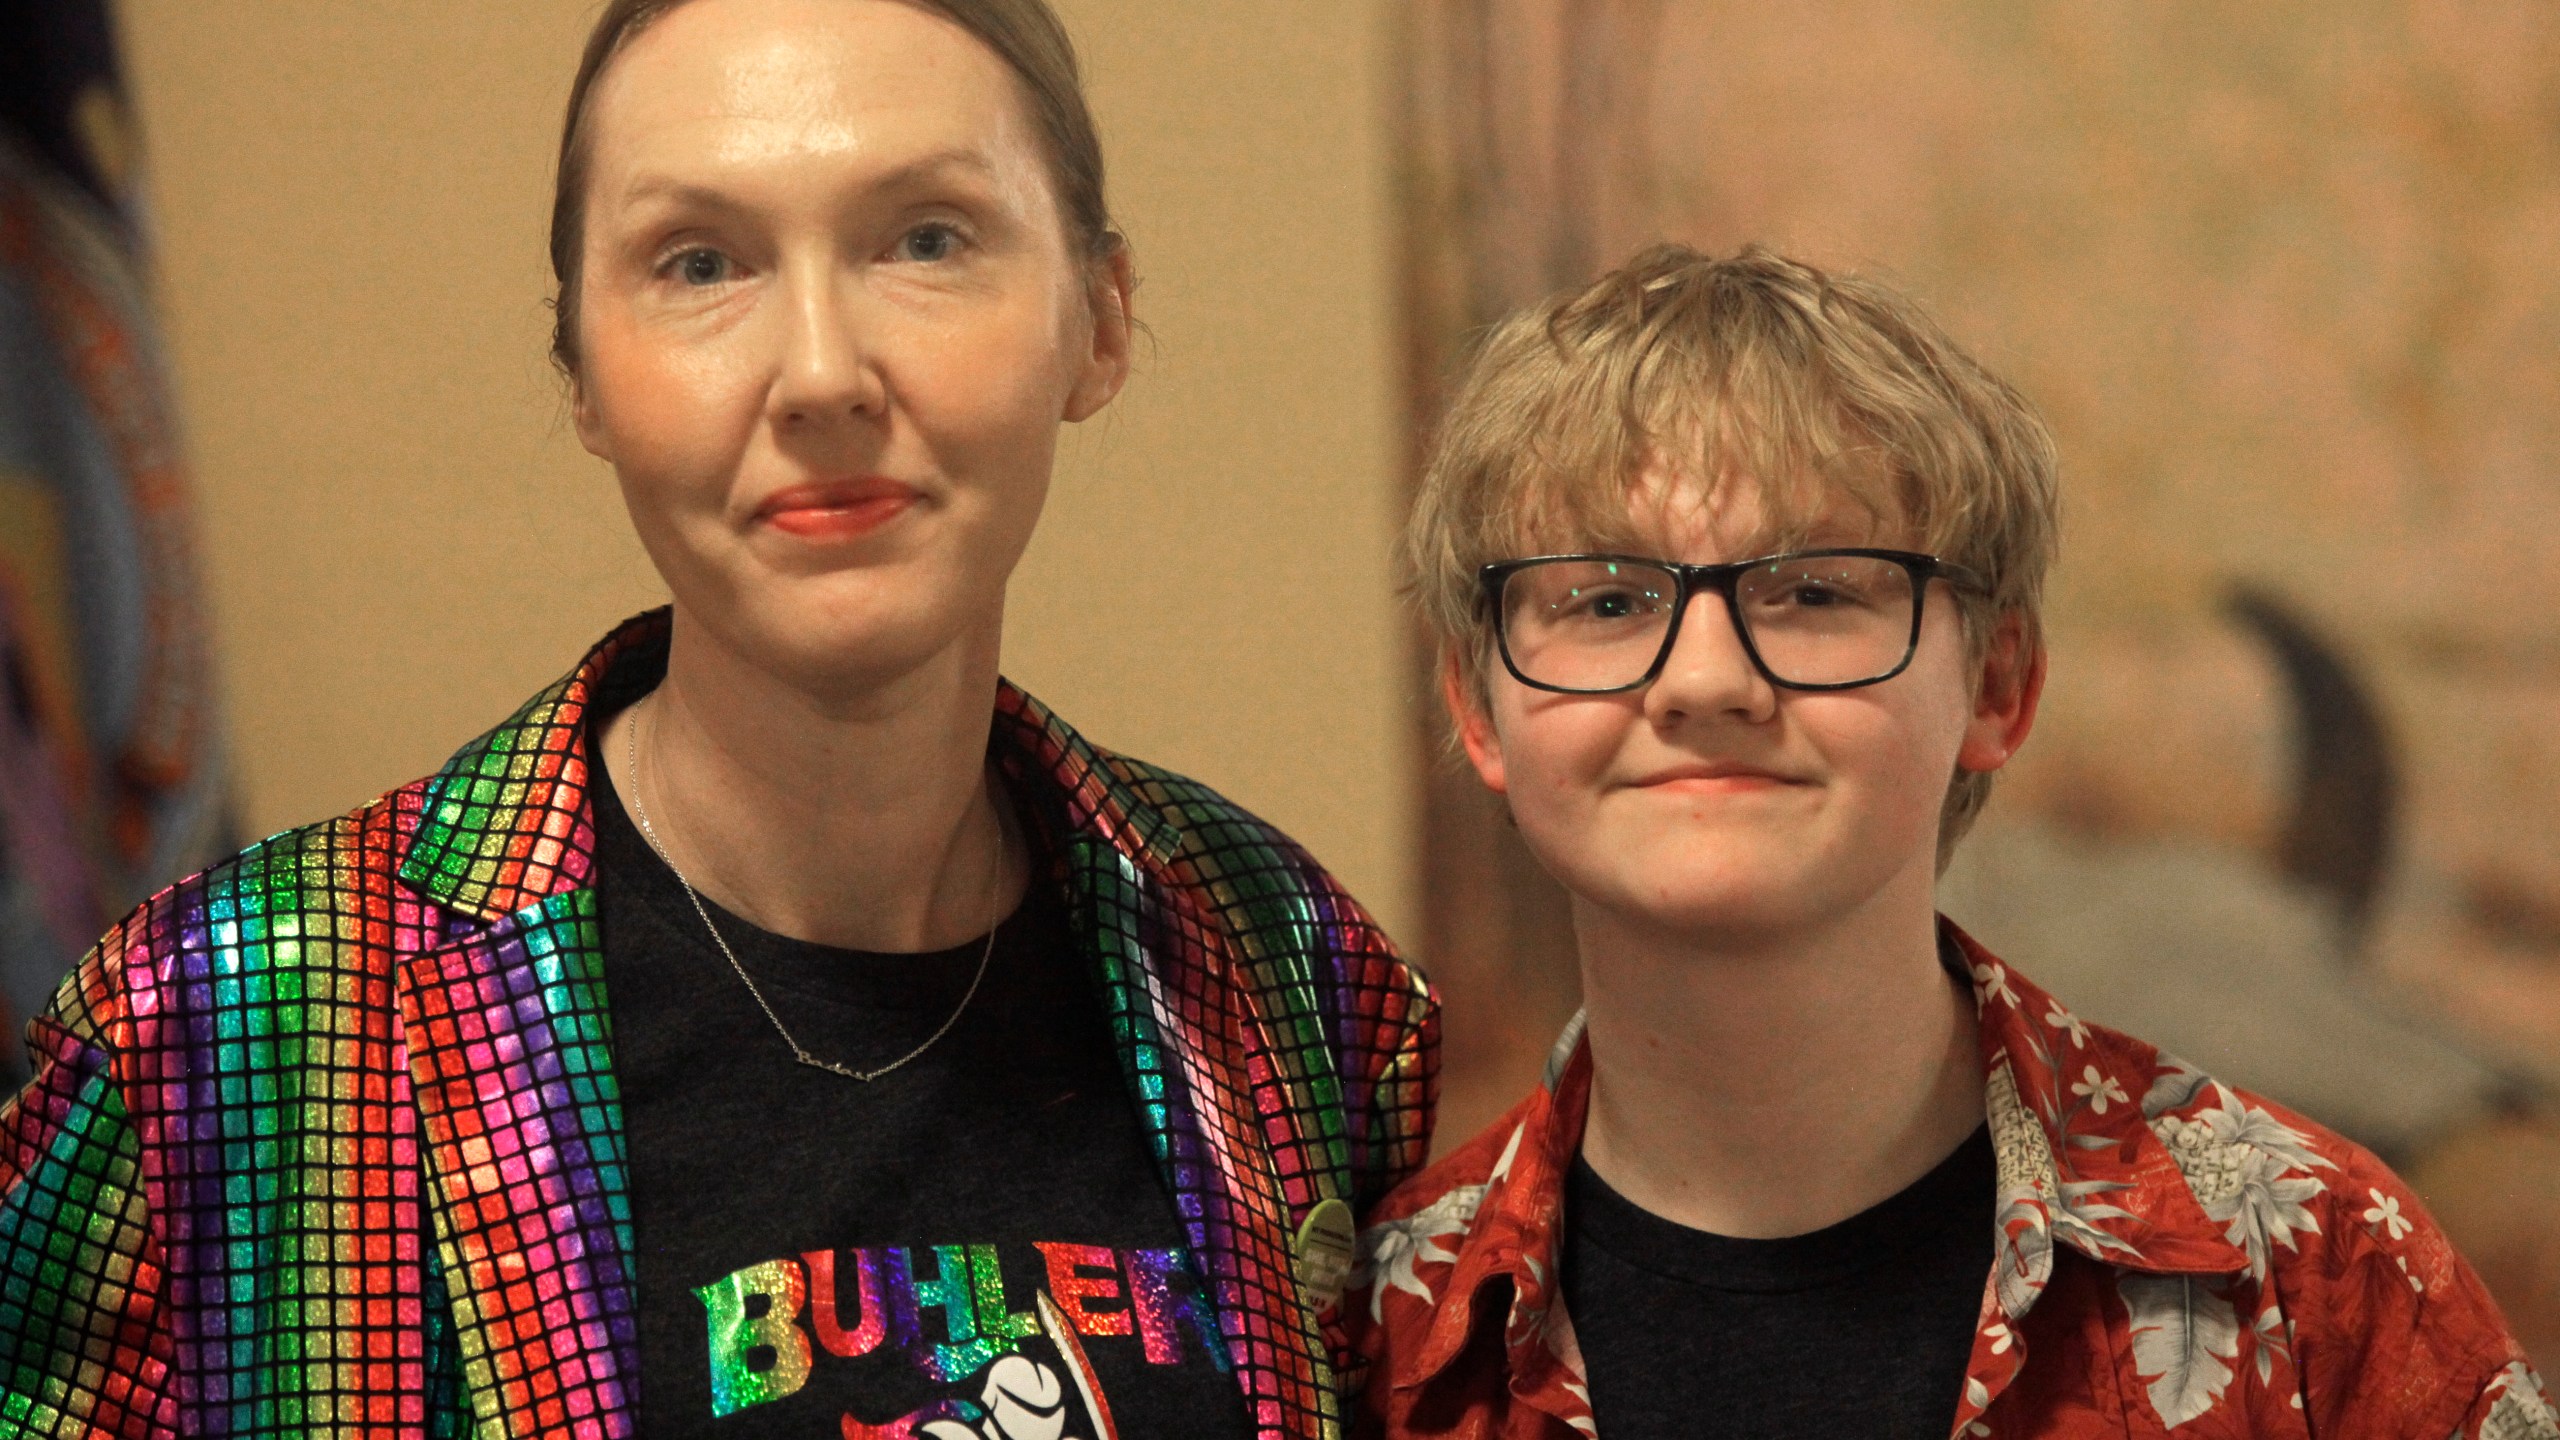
[1574,870,1983,1240]
[596,606,1030,953]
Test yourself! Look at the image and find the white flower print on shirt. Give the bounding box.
[1355,1123,1524,1320]
[2481,1362,2560,1440]
[1973,961,2019,1009]
[2362,1188,2412,1241]
[1357,1185,1485,1321]
[2070,1065,2129,1114]
[2149,1082,2335,1282]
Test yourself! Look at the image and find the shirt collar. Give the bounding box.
[1400,1032,1594,1406]
[1397,919,2247,1392]
[1949,920,2250,1297]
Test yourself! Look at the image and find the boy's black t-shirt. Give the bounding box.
[590,763,1253,1440]
[1562,1124,1995,1439]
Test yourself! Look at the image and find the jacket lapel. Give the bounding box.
[400,891,638,1439]
[995,687,1359,1440]
[394,615,659,1438]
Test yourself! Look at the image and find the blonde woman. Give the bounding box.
[0,4,1435,1436]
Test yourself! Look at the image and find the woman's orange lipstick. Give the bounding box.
[754,479,921,541]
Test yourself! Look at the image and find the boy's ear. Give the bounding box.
[1441,655,1510,795]
[1958,613,2045,775]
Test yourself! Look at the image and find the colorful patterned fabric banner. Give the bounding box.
[0,0,228,1082]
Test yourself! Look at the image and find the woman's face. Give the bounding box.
[572,0,1131,693]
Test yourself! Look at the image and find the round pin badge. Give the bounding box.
[1292,1196,1358,1311]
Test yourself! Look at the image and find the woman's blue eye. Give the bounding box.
[673,249,730,286]
[897,223,962,263]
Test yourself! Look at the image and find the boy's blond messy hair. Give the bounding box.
[1407,243,2060,862]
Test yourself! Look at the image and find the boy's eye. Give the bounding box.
[893,222,965,263]
[1555,585,1666,622]
[1748,572,1885,615]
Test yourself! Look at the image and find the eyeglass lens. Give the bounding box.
[1497,555,1921,691]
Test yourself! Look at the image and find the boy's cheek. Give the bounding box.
[1495,760,1610,867]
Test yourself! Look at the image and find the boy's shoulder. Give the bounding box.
[1348,937,2553,1438]
[1344,1033,1588,1424]
[1363,1086,1548,1229]
[1982,946,2547,1433]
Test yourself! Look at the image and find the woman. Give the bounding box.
[0,3,1436,1437]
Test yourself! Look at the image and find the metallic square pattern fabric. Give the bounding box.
[3,791,449,1437]
[0,611,1437,1438]
[399,891,633,1439]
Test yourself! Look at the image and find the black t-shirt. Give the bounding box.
[1562,1124,1995,1439]
[591,758,1253,1440]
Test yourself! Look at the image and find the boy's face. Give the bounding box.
[1451,464,2042,946]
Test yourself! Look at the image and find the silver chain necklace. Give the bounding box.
[621,697,1000,1082]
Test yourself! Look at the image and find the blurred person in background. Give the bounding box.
[0,2,1434,1436]
[0,0,231,1088]
[1348,246,2548,1439]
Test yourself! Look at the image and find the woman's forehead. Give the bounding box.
[583,0,1040,202]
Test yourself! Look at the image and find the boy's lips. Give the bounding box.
[754,478,922,540]
[1625,761,1806,791]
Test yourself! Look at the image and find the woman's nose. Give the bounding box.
[1644,588,1777,724]
[769,262,887,426]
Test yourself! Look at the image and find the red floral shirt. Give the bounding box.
[1344,923,2554,1439]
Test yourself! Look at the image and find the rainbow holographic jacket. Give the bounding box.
[0,612,1438,1440]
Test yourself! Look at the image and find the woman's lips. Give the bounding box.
[755,480,921,541]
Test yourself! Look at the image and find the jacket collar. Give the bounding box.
[395,611,646,919]
[397,609,1181,921]
[1396,920,2248,1402]
[395,610,1346,1438]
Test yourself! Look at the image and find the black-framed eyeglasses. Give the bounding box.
[1477,548,1986,694]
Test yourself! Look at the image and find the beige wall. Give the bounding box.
[119,0,1415,942]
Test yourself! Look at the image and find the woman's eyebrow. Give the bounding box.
[614,148,1003,213]
[612,178,743,214]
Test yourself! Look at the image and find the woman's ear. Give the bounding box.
[1064,245,1137,423]
[1958,613,2046,775]
[1443,653,1510,795]
[571,375,614,464]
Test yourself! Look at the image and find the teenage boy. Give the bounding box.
[1347,245,2550,1438]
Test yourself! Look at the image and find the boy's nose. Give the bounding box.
[1644,589,1777,724]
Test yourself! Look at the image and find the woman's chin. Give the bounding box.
[677,583,994,698]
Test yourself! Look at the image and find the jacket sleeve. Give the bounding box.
[1313,876,1437,1210]
[0,956,176,1439]
[1359,965,1439,1204]
[1326,952,1435,1413]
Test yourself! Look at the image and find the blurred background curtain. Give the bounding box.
[0,0,228,1083]
[1398,0,2560,1359]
